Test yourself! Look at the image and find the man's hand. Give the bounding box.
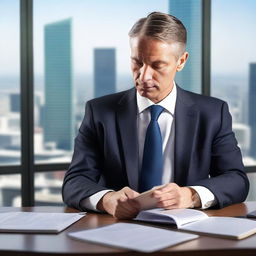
[151,183,201,209]
[97,187,140,219]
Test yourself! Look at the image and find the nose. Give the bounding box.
[140,65,153,82]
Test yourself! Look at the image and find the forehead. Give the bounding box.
[129,36,179,60]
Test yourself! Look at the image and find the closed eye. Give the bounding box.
[131,58,143,66]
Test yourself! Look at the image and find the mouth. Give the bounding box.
[136,82,157,90]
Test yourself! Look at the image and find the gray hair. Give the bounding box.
[129,12,187,53]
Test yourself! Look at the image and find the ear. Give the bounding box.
[176,52,189,72]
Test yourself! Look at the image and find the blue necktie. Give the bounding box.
[139,105,164,192]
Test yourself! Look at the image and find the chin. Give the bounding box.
[141,91,155,101]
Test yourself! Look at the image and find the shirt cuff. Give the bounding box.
[80,190,114,212]
[189,186,217,209]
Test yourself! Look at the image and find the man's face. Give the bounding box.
[130,36,188,103]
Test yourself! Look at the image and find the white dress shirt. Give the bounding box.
[82,83,216,211]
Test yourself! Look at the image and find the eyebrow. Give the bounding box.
[152,60,168,65]
[130,57,167,65]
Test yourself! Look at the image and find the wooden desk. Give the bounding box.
[0,202,256,256]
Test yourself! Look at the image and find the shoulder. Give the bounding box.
[86,88,136,110]
[177,86,226,109]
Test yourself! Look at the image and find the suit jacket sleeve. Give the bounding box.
[62,101,109,211]
[192,102,249,208]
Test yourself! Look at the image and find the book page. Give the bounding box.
[135,208,208,228]
[68,223,198,253]
[0,212,85,233]
[180,217,256,240]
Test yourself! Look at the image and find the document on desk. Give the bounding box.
[68,223,198,253]
[135,208,256,240]
[0,212,85,233]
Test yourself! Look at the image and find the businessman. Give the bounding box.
[62,12,249,219]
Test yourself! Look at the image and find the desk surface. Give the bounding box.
[0,202,256,256]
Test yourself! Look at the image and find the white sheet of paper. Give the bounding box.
[68,223,198,253]
[180,217,256,239]
[0,212,85,233]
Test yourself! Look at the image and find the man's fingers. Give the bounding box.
[152,190,177,201]
[154,183,178,194]
[123,186,140,199]
[157,199,177,208]
[115,201,139,219]
[117,196,140,213]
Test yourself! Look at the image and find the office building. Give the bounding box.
[10,93,20,112]
[169,0,202,93]
[44,18,74,150]
[0,92,10,115]
[94,48,116,98]
[249,63,256,158]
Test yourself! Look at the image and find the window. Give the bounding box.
[211,0,256,200]
[169,0,202,93]
[33,0,172,164]
[1,0,255,206]
[0,0,21,166]
[211,0,256,167]
[0,0,21,206]
[34,171,64,206]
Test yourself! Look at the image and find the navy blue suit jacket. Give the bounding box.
[62,86,249,211]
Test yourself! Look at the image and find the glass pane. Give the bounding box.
[34,171,65,206]
[0,0,21,165]
[0,174,21,206]
[169,0,202,93]
[211,0,256,167]
[33,0,202,164]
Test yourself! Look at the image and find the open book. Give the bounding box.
[135,208,256,240]
[0,212,85,233]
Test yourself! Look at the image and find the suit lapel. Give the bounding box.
[174,87,198,186]
[116,89,139,191]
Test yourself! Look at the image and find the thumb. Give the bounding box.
[123,187,140,199]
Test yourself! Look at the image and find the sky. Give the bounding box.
[1,0,256,77]
[211,0,256,76]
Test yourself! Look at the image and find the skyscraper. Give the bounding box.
[249,63,256,158]
[44,18,74,150]
[169,0,202,93]
[10,93,20,112]
[94,48,116,98]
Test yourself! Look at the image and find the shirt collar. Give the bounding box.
[136,81,177,115]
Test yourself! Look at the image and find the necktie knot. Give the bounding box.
[150,105,164,121]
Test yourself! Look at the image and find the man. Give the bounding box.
[62,12,249,219]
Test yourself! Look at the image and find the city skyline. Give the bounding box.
[0,0,256,166]
[1,0,256,77]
